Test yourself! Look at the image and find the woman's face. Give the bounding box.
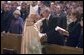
[68,13,77,23]
[69,14,74,20]
[69,13,77,20]
[4,4,10,12]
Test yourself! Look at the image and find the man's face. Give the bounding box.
[55,5,61,14]
[50,3,54,8]
[42,11,49,18]
[3,4,9,12]
[38,1,41,7]
[32,1,37,7]
[12,3,18,10]
[21,3,27,9]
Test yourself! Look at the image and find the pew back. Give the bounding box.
[1,33,22,54]
[44,44,83,54]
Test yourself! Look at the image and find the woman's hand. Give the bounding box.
[57,29,69,36]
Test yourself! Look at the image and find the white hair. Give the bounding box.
[13,10,21,15]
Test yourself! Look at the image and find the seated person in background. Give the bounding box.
[8,10,24,34]
[66,10,82,47]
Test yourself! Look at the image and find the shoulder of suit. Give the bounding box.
[50,14,57,19]
[38,18,45,22]
[35,18,45,24]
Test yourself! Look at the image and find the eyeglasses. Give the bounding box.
[14,14,20,15]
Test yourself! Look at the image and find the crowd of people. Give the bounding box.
[1,1,29,34]
[1,1,83,49]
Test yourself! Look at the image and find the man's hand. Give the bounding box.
[62,31,69,36]
[55,26,69,36]
[38,33,47,45]
[38,33,47,38]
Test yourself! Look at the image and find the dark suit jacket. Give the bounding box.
[77,30,83,48]
[40,14,65,45]
[20,10,29,21]
[54,12,67,29]
[66,21,81,47]
[1,10,13,32]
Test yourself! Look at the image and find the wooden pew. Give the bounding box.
[1,33,22,54]
[44,44,83,54]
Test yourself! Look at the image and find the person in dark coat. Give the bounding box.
[39,7,65,45]
[20,2,29,21]
[1,3,13,32]
[66,11,82,47]
[51,5,67,45]
[54,5,67,29]
[76,18,83,48]
[8,10,24,34]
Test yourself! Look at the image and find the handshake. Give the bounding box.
[55,26,69,36]
[38,32,47,38]
[38,33,47,45]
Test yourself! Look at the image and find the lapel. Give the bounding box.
[48,15,53,26]
[41,15,53,29]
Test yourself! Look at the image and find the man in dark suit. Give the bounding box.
[34,7,66,54]
[20,2,29,21]
[1,3,13,33]
[35,7,65,45]
[53,5,67,29]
